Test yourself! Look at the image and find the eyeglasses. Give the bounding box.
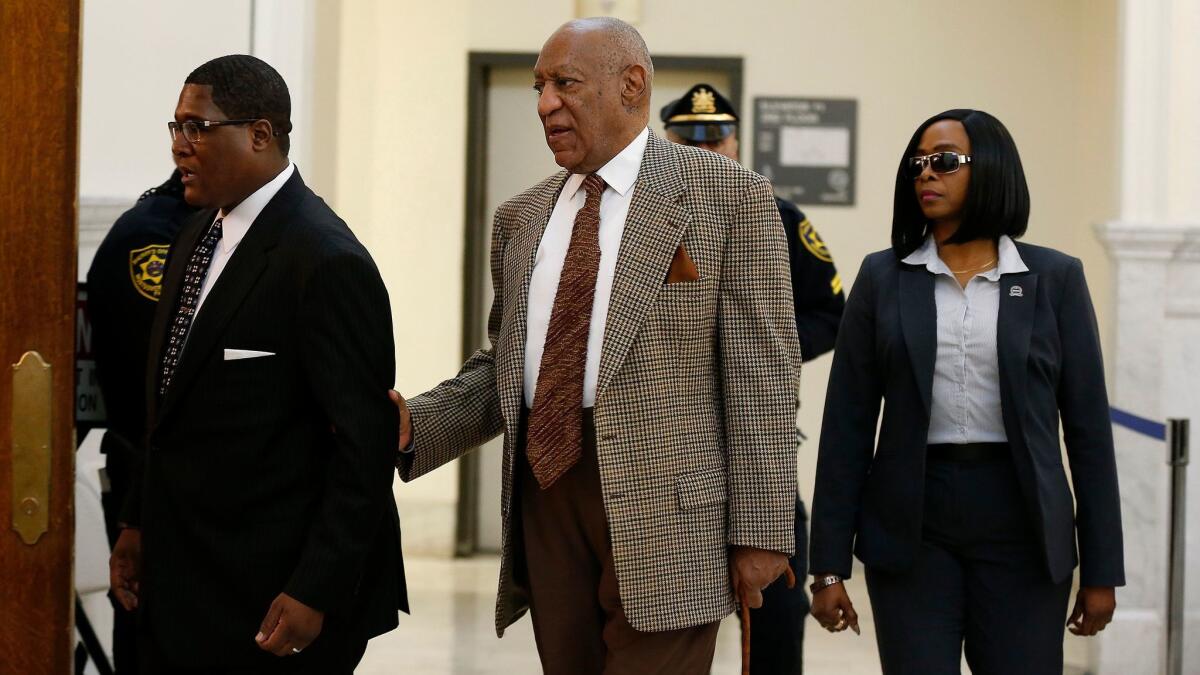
[168,119,261,144]
[905,151,972,179]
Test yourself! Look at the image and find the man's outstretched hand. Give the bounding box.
[389,390,411,450]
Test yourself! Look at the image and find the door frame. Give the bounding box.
[0,0,82,670]
[455,52,743,555]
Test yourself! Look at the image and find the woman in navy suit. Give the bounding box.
[807,109,1125,674]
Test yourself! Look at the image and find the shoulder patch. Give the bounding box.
[798,219,833,263]
[129,244,170,301]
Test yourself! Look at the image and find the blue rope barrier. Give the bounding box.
[1110,406,1167,441]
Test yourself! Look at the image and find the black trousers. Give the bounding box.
[865,454,1072,675]
[745,496,809,675]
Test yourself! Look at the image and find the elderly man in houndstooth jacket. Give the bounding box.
[392,17,801,674]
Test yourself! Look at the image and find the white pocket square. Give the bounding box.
[223,349,275,361]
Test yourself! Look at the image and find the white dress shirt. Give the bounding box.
[194,162,295,316]
[902,235,1029,444]
[523,127,650,408]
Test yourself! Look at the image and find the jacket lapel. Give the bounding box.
[595,132,689,400]
[155,171,306,423]
[898,264,937,416]
[997,271,1038,433]
[497,174,565,435]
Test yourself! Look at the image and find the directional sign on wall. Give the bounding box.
[753,97,857,206]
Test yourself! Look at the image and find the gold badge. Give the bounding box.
[798,219,833,263]
[129,244,170,301]
[691,88,717,114]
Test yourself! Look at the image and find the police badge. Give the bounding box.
[129,244,170,301]
[690,87,717,114]
[797,219,833,263]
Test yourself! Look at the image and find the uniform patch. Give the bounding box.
[129,244,170,301]
[798,219,833,263]
[830,273,843,296]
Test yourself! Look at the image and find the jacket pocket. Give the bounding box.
[676,468,728,512]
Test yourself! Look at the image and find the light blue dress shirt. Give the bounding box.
[902,235,1029,445]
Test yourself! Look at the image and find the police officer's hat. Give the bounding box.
[660,83,739,142]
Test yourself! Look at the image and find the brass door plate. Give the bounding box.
[11,351,51,545]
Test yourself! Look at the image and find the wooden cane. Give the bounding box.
[740,566,797,674]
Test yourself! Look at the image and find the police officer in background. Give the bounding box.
[661,84,845,674]
[86,170,197,673]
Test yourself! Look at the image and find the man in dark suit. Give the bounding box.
[662,83,846,674]
[108,55,406,674]
[88,170,197,673]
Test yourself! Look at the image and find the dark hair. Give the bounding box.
[891,109,1029,258]
[185,55,292,156]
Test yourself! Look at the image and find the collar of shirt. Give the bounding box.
[559,127,650,202]
[901,234,1028,281]
[213,162,296,255]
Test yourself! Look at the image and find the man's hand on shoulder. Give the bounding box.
[389,390,411,451]
[730,546,791,609]
[256,592,324,657]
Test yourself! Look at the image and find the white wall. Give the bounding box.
[330,0,472,555]
[79,0,253,201]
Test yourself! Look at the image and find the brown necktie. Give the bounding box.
[526,173,606,489]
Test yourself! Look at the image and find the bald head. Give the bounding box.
[534,18,654,173]
[558,17,654,91]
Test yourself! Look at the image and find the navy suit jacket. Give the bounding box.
[810,241,1125,588]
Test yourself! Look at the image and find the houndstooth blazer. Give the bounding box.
[399,130,801,635]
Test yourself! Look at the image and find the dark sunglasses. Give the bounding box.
[905,151,972,179]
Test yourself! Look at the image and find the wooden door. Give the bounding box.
[0,0,82,672]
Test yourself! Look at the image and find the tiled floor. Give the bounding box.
[358,555,881,675]
[77,555,1090,674]
[357,556,1090,674]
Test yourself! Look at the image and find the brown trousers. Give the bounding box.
[516,408,720,675]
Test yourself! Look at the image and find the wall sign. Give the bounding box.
[753,97,857,206]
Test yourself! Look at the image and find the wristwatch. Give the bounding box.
[809,574,843,594]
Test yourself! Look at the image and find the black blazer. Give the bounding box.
[125,171,407,667]
[810,241,1125,588]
